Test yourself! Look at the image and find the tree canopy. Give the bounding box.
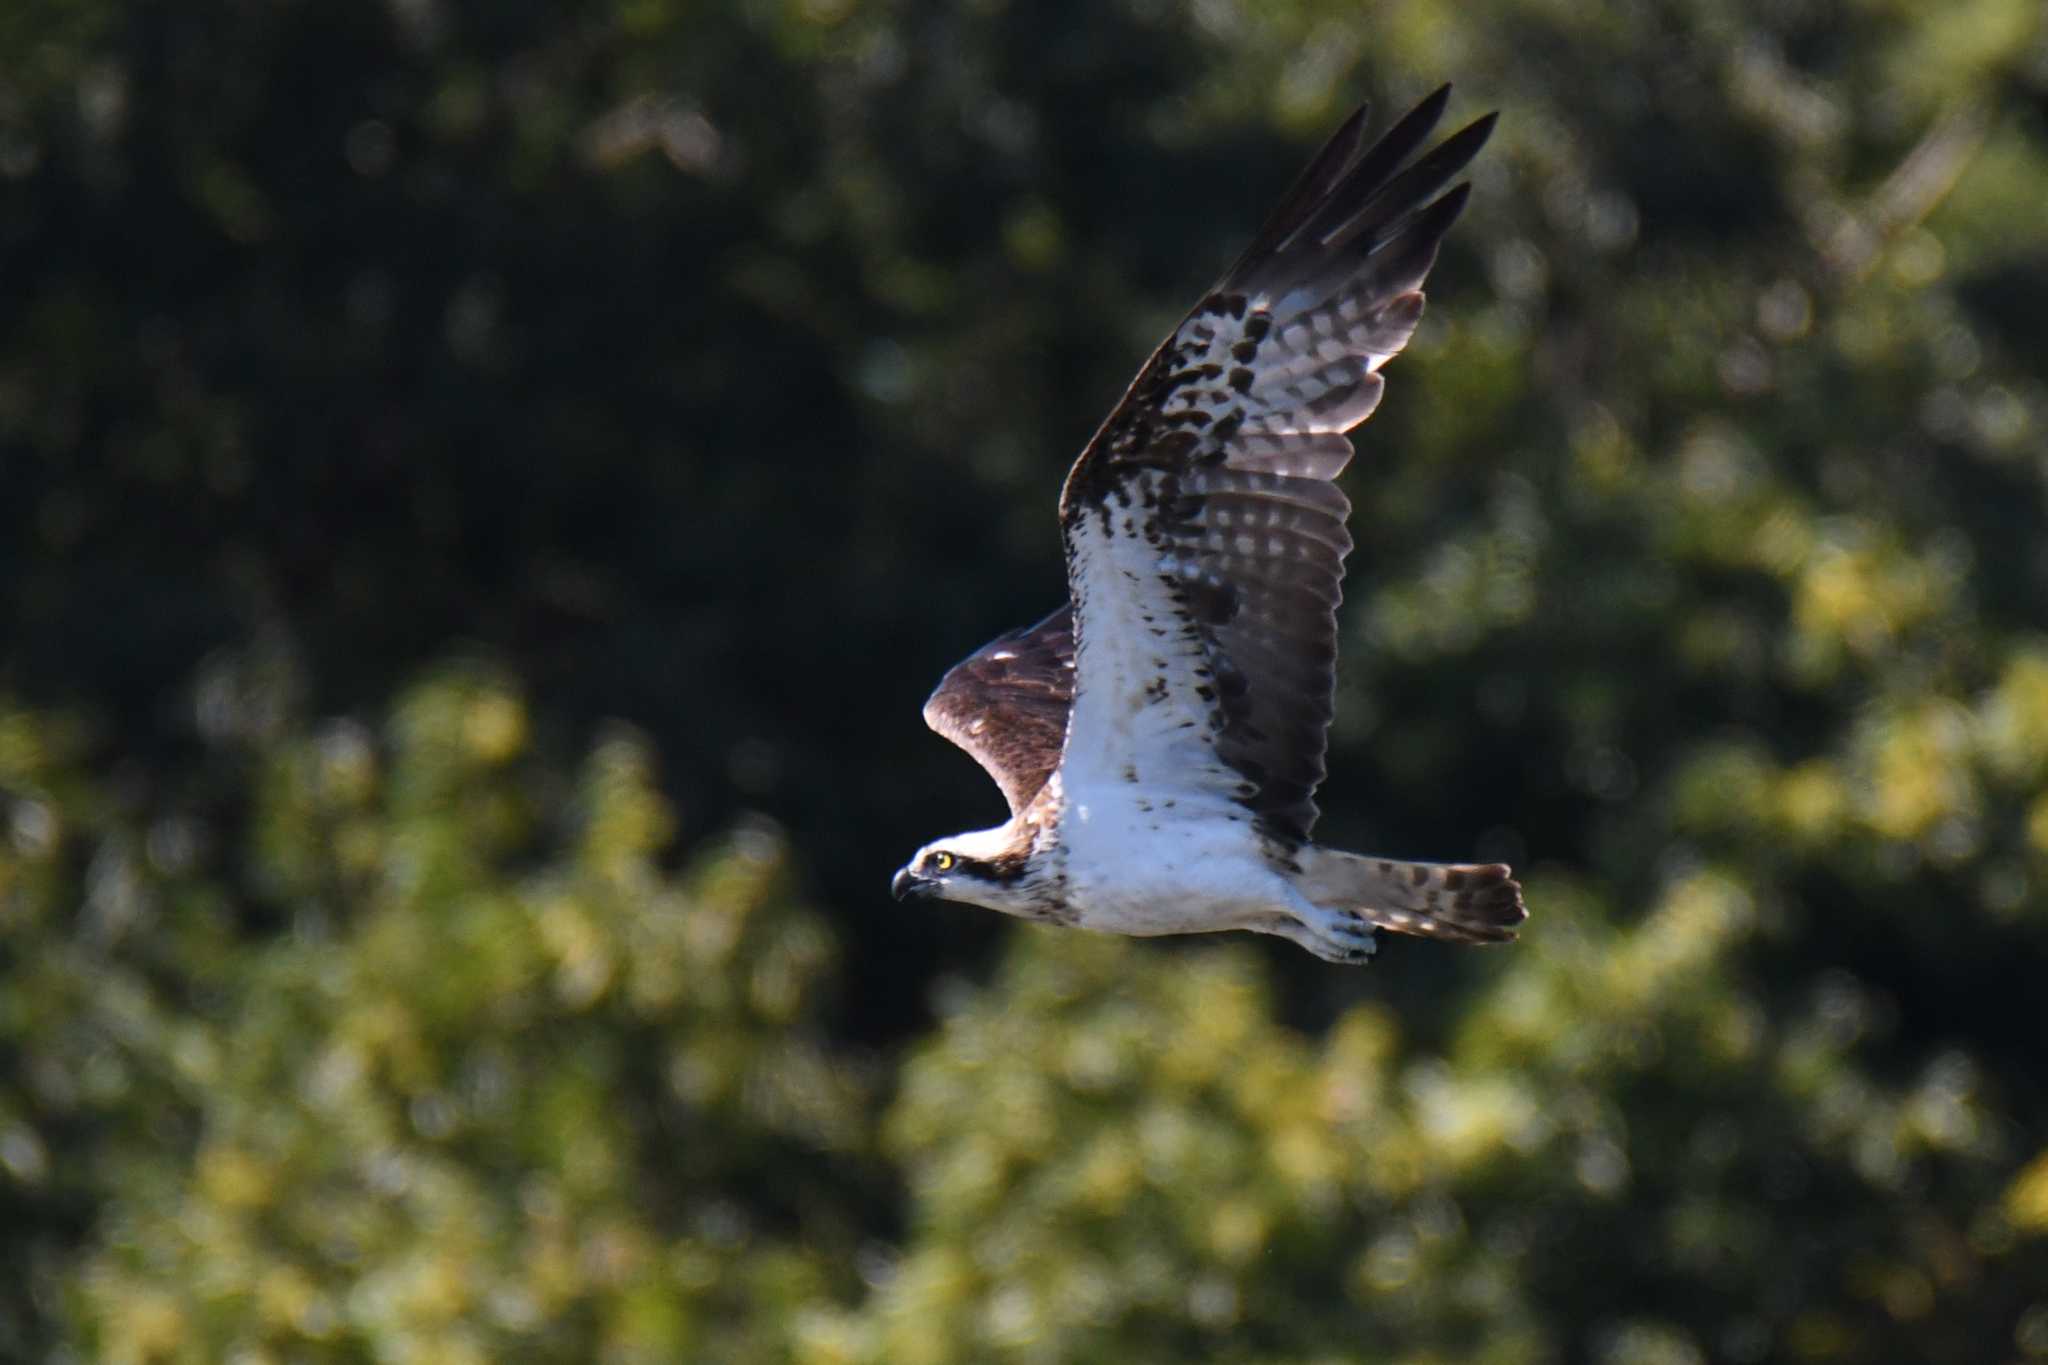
[3,1,2047,1360]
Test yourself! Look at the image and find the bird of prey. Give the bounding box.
[891,87,1525,963]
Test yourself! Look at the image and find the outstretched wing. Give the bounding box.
[1058,88,1492,846]
[923,606,1076,816]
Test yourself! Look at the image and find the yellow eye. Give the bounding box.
[930,851,955,873]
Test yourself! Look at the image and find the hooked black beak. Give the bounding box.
[891,867,930,901]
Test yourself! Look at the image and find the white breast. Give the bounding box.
[1051,500,1301,936]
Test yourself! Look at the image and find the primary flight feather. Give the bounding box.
[893,87,1525,963]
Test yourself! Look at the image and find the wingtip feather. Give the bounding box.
[1227,88,1493,294]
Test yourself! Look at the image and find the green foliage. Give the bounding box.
[7,675,870,1362]
[829,867,2028,1364]
[3,0,2048,1361]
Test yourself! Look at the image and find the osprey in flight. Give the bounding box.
[892,88,1524,963]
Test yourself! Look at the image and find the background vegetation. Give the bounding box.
[5,0,2048,1360]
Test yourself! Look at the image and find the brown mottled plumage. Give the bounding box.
[922,607,1073,819]
[896,88,1526,959]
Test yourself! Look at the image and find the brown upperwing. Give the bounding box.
[922,605,1076,817]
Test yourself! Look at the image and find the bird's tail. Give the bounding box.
[1295,846,1525,944]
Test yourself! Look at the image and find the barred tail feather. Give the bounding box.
[1296,846,1525,944]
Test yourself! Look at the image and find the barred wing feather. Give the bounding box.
[1058,88,1493,846]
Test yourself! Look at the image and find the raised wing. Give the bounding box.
[1058,88,1491,845]
[923,606,1075,816]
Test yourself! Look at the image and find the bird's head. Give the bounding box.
[892,826,1037,916]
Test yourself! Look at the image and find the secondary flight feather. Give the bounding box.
[893,87,1525,962]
